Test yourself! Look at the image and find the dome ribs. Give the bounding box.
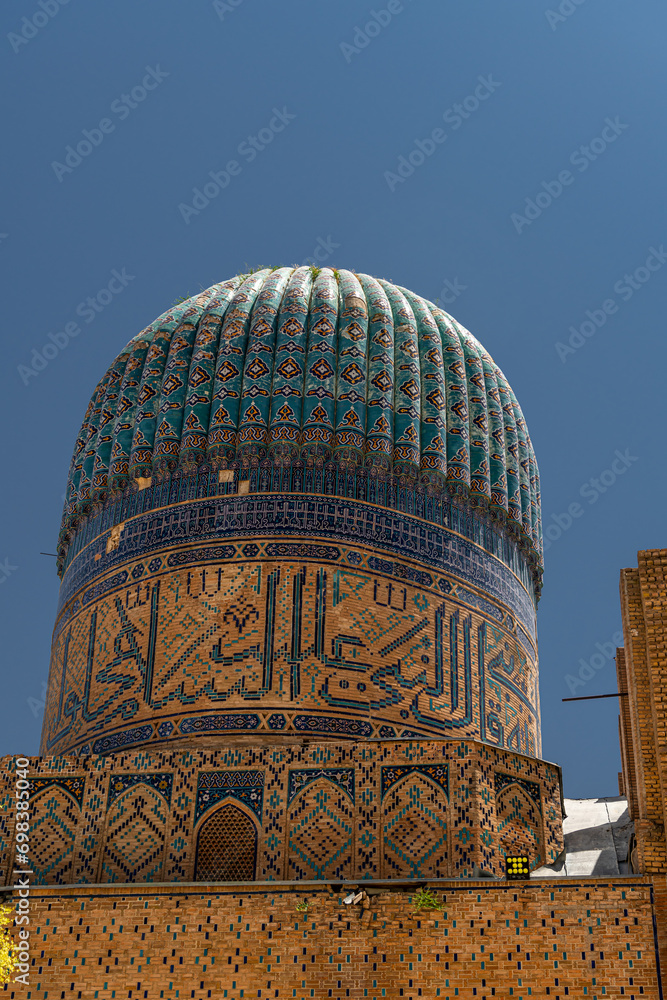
[480,351,509,514]
[509,389,533,534]
[153,315,200,473]
[431,309,470,488]
[333,269,368,468]
[108,337,152,492]
[129,305,181,481]
[56,267,544,590]
[65,370,110,526]
[400,286,448,489]
[179,283,239,470]
[77,351,129,513]
[207,270,269,465]
[237,267,292,464]
[495,367,522,527]
[356,273,393,472]
[379,280,420,481]
[268,266,312,463]
[301,268,338,462]
[528,446,542,553]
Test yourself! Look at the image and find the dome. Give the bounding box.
[45,265,544,759]
[58,266,542,583]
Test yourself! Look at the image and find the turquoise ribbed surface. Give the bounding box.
[61,267,541,562]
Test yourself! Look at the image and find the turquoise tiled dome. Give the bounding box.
[60,267,542,571]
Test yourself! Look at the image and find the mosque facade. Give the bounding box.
[1,267,664,997]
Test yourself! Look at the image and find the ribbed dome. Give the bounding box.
[60,267,542,573]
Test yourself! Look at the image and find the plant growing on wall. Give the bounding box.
[412,888,442,912]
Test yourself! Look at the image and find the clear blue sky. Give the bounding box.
[1,0,665,797]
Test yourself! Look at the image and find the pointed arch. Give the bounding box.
[29,786,80,884]
[495,779,543,869]
[101,781,168,883]
[194,802,258,881]
[382,772,449,879]
[286,777,354,880]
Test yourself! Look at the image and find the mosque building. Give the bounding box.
[1,266,665,997]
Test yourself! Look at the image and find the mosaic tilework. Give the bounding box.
[195,770,265,823]
[494,775,543,866]
[58,267,543,576]
[382,769,449,878]
[43,543,539,758]
[100,781,169,882]
[0,783,14,886]
[29,785,79,884]
[381,764,449,798]
[9,879,662,999]
[287,767,354,805]
[57,492,539,625]
[287,777,354,880]
[3,739,562,887]
[107,771,172,807]
[194,803,257,881]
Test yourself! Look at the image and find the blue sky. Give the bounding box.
[1,0,665,797]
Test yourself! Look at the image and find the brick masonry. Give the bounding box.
[615,549,667,982]
[1,741,562,887]
[1,878,662,998]
[43,493,541,760]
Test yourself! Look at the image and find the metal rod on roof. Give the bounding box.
[562,692,628,702]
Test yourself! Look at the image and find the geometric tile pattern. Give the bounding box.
[494,772,543,869]
[195,770,264,823]
[29,786,79,885]
[287,777,354,880]
[100,781,168,882]
[382,769,449,878]
[43,545,540,757]
[58,267,542,576]
[194,803,257,881]
[5,739,563,886]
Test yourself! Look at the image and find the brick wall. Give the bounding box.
[1,878,661,999]
[0,740,563,888]
[616,647,638,816]
[616,549,667,983]
[618,554,667,873]
[43,494,541,759]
